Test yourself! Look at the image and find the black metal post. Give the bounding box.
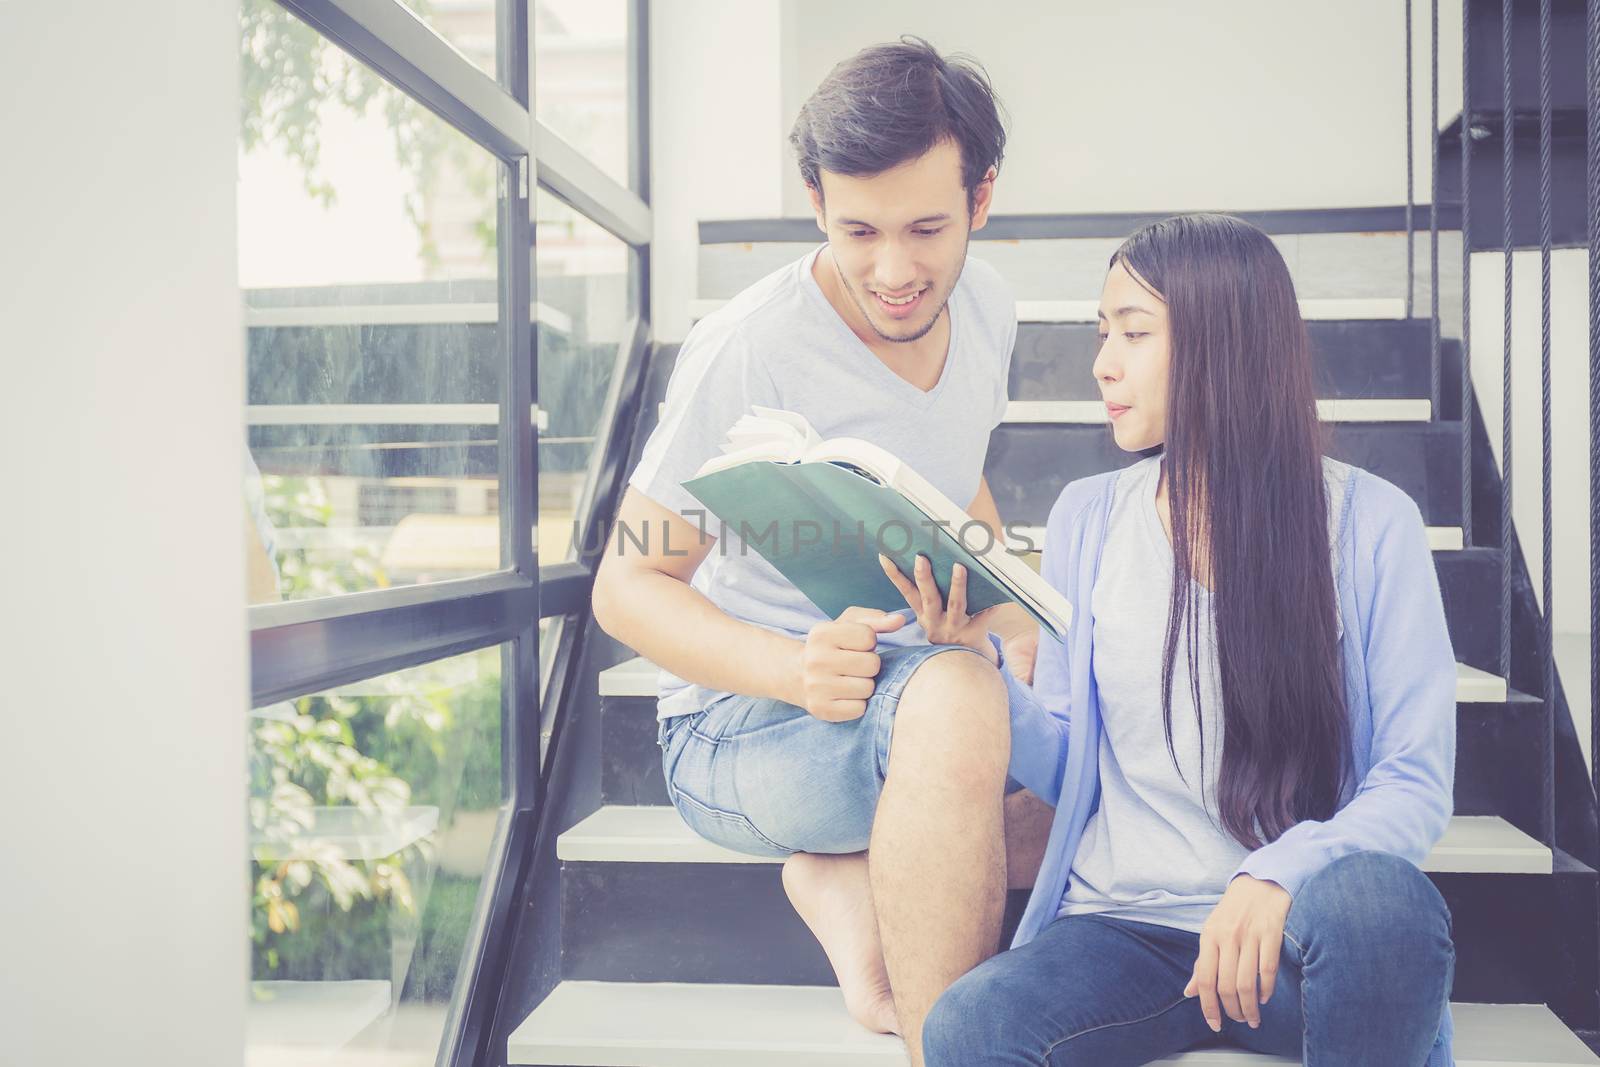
[1440,0,1452,412]
[1501,0,1516,683]
[1462,0,1474,546]
[1407,0,1417,318]
[1538,0,1555,849]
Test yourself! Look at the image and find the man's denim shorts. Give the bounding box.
[655,642,1023,858]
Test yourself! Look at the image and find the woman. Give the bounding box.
[883,214,1458,1065]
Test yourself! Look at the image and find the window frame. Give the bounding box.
[246,1,650,1063]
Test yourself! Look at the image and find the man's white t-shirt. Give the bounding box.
[627,246,1018,719]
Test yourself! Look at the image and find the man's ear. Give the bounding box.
[969,166,998,232]
[806,182,827,234]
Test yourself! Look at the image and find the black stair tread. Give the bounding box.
[983,422,1467,527]
[688,296,1408,325]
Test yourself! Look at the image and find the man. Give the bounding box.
[591,37,1050,1066]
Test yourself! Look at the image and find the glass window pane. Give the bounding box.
[248,646,504,1065]
[535,190,633,561]
[241,3,506,604]
[395,0,499,80]
[534,0,629,186]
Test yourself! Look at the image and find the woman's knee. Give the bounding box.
[1292,850,1453,951]
[923,973,1004,1066]
[925,955,1074,1066]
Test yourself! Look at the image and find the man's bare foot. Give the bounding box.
[782,851,900,1035]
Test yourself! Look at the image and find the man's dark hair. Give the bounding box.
[789,36,1007,214]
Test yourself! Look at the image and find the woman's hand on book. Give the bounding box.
[798,607,907,722]
[878,554,1000,665]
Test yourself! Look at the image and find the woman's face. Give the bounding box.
[1093,260,1171,453]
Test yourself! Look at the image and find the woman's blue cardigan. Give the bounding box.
[997,458,1459,1065]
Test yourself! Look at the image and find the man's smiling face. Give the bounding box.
[810,138,993,345]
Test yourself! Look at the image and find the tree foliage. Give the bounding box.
[239,0,497,273]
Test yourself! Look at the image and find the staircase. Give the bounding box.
[490,217,1600,1064]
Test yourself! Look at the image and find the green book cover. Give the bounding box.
[682,460,1062,638]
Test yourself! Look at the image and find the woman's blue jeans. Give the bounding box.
[923,850,1454,1066]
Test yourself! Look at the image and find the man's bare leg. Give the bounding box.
[781,784,1054,1035]
[871,651,1010,1065]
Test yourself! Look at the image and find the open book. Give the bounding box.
[681,406,1072,642]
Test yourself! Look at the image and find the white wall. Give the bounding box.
[778,0,1459,218]
[649,0,787,341]
[0,4,247,1065]
[650,0,1460,339]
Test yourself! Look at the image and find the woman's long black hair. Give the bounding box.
[1112,213,1350,850]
